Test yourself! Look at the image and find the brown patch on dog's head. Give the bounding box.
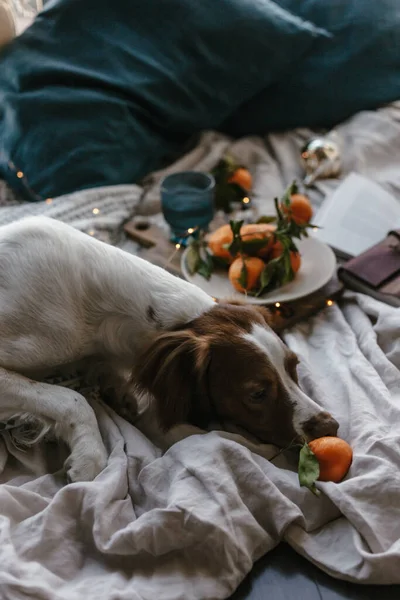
[134,302,339,446]
[133,328,211,430]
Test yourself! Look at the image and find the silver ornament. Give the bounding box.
[301,136,341,187]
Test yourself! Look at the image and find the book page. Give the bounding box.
[312,173,400,257]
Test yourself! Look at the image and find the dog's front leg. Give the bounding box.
[137,414,277,461]
[163,427,278,460]
[0,367,107,482]
[211,431,278,460]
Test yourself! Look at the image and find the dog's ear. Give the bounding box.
[134,330,211,431]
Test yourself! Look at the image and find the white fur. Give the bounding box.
[243,324,323,437]
[0,216,214,481]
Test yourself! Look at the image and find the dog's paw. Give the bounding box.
[104,388,139,424]
[64,440,108,483]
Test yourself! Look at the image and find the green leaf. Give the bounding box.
[229,181,248,196]
[229,220,244,237]
[185,243,201,275]
[241,237,270,256]
[298,443,320,496]
[224,153,239,174]
[278,235,291,250]
[214,182,240,213]
[212,154,250,213]
[256,257,282,296]
[280,180,298,209]
[238,260,248,289]
[274,197,284,223]
[256,215,276,224]
[282,250,294,285]
[259,264,275,290]
[193,248,214,281]
[227,238,241,258]
[212,255,231,269]
[197,258,213,280]
[227,220,244,257]
[290,180,299,195]
[281,184,291,209]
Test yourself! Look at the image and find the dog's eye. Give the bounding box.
[249,389,267,403]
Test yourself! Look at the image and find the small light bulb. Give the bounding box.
[16,171,24,179]
[187,228,194,234]
[275,302,281,308]
[175,243,181,249]
[242,197,250,204]
[88,230,95,236]
[313,227,318,232]
[326,299,334,306]
[92,208,100,215]
[45,198,53,205]
[212,297,217,302]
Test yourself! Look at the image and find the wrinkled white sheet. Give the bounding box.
[0,102,400,598]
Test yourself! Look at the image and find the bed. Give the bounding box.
[0,102,400,599]
[1,0,400,597]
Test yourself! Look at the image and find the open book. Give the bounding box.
[312,173,400,259]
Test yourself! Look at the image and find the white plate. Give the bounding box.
[181,237,336,305]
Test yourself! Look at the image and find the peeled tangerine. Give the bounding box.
[228,256,265,293]
[309,436,353,483]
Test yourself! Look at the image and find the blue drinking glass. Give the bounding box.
[161,171,215,245]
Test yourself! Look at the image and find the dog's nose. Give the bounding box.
[302,411,339,440]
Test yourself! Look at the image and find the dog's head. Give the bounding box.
[134,303,338,447]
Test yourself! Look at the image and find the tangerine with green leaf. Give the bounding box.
[308,436,353,483]
[240,223,276,257]
[228,167,252,192]
[270,240,302,273]
[282,193,313,225]
[228,256,265,293]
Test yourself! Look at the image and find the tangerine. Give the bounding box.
[228,256,265,293]
[207,224,234,262]
[240,223,276,257]
[270,241,301,273]
[282,193,313,225]
[228,167,252,192]
[308,436,353,483]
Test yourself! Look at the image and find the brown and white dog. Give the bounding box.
[0,217,338,482]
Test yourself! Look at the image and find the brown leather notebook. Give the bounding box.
[338,230,400,307]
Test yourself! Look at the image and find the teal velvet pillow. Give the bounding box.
[222,0,400,135]
[0,0,326,201]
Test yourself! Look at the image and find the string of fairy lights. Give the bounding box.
[10,165,335,313]
[11,163,104,237]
